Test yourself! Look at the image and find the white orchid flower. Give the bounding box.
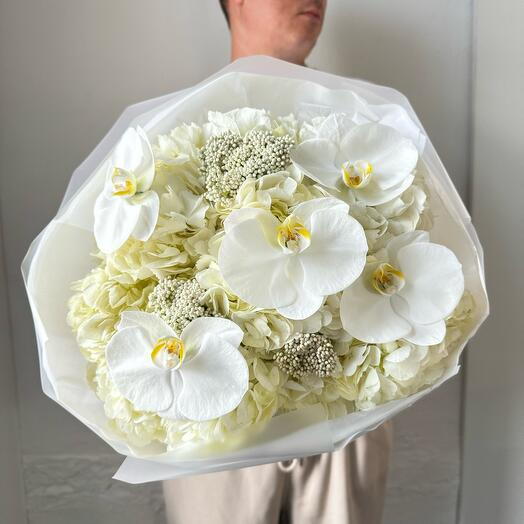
[94,126,159,254]
[218,197,368,320]
[106,311,248,422]
[292,121,418,206]
[340,231,464,345]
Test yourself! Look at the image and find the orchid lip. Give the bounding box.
[277,214,311,253]
[151,336,185,370]
[111,167,137,198]
[342,160,373,189]
[371,263,405,296]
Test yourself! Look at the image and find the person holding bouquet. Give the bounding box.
[162,1,393,523]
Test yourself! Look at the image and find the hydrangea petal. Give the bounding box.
[177,333,249,421]
[393,242,464,324]
[206,108,271,136]
[232,107,271,135]
[317,113,356,143]
[94,193,140,254]
[351,96,427,152]
[106,326,173,412]
[383,344,425,381]
[340,270,411,343]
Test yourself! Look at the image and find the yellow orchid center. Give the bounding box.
[151,336,185,370]
[342,160,373,189]
[371,263,405,296]
[111,167,137,197]
[277,215,311,253]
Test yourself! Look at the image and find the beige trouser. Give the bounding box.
[163,421,393,524]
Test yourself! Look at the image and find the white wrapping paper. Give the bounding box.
[22,56,488,484]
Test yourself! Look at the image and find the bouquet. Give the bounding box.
[23,56,488,483]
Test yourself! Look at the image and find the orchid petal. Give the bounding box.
[384,230,429,266]
[111,127,155,193]
[94,193,140,253]
[393,242,464,324]
[117,311,175,340]
[177,333,249,421]
[293,197,349,223]
[276,290,324,320]
[134,127,155,192]
[339,123,417,203]
[404,319,446,346]
[291,138,341,188]
[158,372,185,420]
[113,127,146,173]
[276,258,323,320]
[223,207,276,234]
[340,269,411,343]
[340,123,417,172]
[300,207,367,296]
[106,326,173,412]
[354,174,415,206]
[181,317,244,355]
[218,209,295,309]
[130,190,159,242]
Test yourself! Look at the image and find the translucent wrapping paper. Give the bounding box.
[22,56,488,483]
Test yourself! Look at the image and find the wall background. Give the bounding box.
[0,1,473,523]
[460,0,524,522]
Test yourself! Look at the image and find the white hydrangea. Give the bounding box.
[153,123,204,183]
[196,263,294,351]
[66,112,475,452]
[348,180,428,253]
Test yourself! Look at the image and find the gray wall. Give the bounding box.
[461,0,524,522]
[0,1,473,523]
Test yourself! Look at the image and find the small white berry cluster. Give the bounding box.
[200,129,294,206]
[147,277,211,334]
[275,333,338,379]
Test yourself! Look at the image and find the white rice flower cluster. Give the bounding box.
[66,108,475,451]
[147,277,214,333]
[200,129,294,206]
[275,333,338,378]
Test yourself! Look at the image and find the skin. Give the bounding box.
[226,0,327,66]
